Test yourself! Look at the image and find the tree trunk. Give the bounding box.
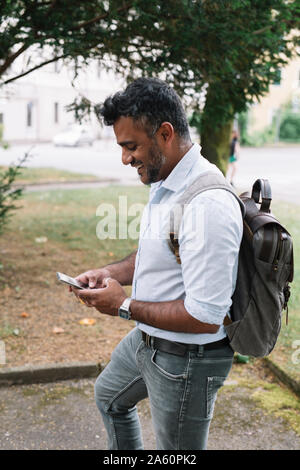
[200,84,233,175]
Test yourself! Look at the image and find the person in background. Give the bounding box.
[226,129,240,187]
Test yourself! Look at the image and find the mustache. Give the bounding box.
[130,159,143,167]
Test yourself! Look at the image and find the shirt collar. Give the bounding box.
[158,142,202,192]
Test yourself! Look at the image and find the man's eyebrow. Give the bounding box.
[118,140,136,147]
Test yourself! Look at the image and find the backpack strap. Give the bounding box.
[251,178,272,213]
[168,171,245,263]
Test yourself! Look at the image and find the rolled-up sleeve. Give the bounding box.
[179,189,243,325]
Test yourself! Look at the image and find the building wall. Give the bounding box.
[247,56,300,135]
[0,58,124,143]
[2,50,299,143]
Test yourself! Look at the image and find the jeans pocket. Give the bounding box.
[206,376,226,419]
[150,349,188,381]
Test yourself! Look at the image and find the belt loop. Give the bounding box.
[197,345,204,357]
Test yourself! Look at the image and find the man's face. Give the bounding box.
[113,116,166,185]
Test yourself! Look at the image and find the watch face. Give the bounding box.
[119,308,130,320]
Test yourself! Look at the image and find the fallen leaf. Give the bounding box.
[79,318,96,326]
[108,252,114,257]
[35,237,48,243]
[3,287,12,296]
[20,312,30,318]
[52,327,65,334]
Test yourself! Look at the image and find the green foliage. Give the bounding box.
[0,124,8,149]
[1,1,299,169]
[279,113,300,142]
[237,110,252,146]
[0,0,134,85]
[238,100,300,146]
[188,111,202,136]
[1,1,299,118]
[0,153,29,234]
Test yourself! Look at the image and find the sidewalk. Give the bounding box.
[1,365,299,450]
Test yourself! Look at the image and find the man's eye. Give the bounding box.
[127,145,137,151]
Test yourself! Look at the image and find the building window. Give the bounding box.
[54,60,61,73]
[27,102,33,127]
[273,69,281,86]
[97,60,101,78]
[54,102,59,124]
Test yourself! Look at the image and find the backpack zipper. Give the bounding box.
[273,231,287,271]
[273,231,290,325]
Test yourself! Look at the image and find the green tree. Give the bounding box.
[0,0,135,232]
[0,0,135,85]
[112,0,300,172]
[1,1,300,173]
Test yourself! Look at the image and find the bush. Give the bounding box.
[0,124,9,149]
[279,113,300,141]
[0,153,29,234]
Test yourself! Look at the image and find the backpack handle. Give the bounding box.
[251,179,272,213]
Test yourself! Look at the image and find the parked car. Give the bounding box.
[53,125,94,147]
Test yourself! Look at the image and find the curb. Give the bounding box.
[0,358,299,398]
[15,179,118,192]
[0,361,104,387]
[263,357,300,398]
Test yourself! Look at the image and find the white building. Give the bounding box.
[0,55,124,144]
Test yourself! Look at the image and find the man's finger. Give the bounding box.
[103,277,112,287]
[77,287,104,301]
[87,276,97,288]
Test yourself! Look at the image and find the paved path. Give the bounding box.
[0,142,299,204]
[1,369,299,450]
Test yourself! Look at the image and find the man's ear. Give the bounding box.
[157,122,174,144]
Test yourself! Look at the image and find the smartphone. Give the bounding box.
[56,272,85,290]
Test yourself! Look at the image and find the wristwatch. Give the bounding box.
[118,297,132,320]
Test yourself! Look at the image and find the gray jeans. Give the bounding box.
[94,327,233,450]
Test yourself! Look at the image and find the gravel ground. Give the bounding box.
[0,363,299,451]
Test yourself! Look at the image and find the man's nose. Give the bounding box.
[122,148,134,166]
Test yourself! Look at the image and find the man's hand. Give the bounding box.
[75,268,112,289]
[72,278,127,316]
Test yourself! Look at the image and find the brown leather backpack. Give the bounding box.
[169,172,294,357]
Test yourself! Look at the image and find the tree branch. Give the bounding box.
[72,2,133,30]
[252,25,273,35]
[0,44,29,76]
[1,54,68,86]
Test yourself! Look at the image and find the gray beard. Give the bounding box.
[146,141,166,184]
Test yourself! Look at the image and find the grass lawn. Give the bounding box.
[0,184,149,367]
[0,165,103,185]
[0,182,299,383]
[265,200,300,384]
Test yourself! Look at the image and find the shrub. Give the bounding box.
[279,113,300,141]
[0,153,29,234]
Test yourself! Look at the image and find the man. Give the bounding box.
[71,78,243,450]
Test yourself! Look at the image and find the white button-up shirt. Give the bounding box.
[132,143,243,345]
